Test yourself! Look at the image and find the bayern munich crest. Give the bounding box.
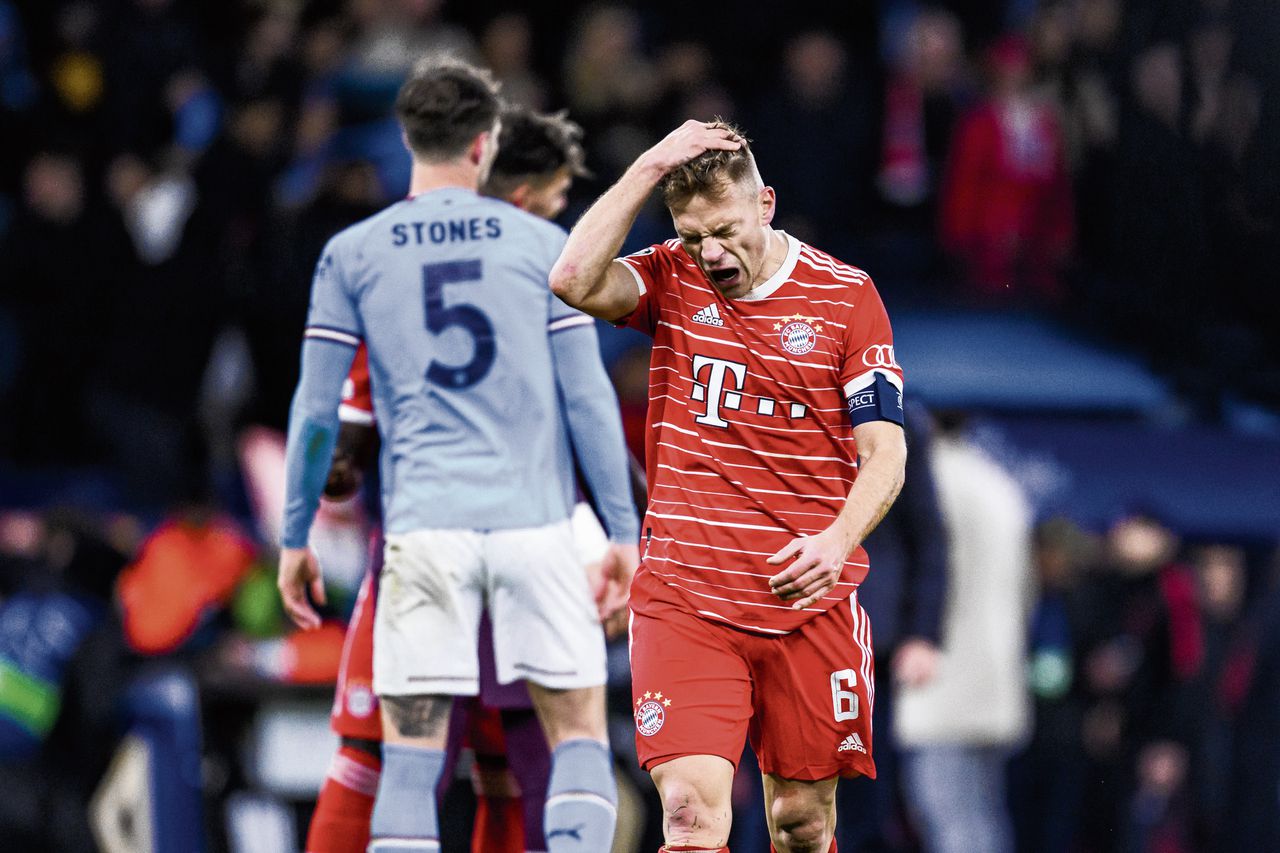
[346,683,376,719]
[635,690,672,737]
[778,315,821,355]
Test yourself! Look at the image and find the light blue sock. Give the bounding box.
[544,738,618,853]
[368,744,444,852]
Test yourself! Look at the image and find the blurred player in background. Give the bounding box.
[551,120,908,852]
[279,60,639,853]
[304,105,613,853]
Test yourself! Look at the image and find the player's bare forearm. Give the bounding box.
[549,160,664,320]
[767,421,906,609]
[830,421,908,556]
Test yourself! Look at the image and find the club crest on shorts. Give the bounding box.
[634,690,671,737]
[346,683,376,719]
[776,314,822,355]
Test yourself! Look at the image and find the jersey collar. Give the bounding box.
[405,186,480,202]
[737,231,800,302]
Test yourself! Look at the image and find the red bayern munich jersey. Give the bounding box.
[339,344,374,425]
[617,232,903,634]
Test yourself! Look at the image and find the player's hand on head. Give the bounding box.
[595,542,639,627]
[277,546,326,630]
[640,120,741,174]
[766,527,851,610]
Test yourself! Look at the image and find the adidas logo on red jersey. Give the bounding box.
[838,733,866,754]
[691,303,724,327]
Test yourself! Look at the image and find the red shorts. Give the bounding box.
[628,588,876,781]
[331,569,382,740]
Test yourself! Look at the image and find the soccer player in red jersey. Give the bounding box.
[550,120,909,853]
[305,107,608,853]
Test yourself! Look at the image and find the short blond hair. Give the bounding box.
[658,120,760,208]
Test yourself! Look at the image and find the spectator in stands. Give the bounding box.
[248,160,383,430]
[0,151,130,464]
[1186,544,1249,848]
[0,509,132,852]
[38,3,110,162]
[1108,43,1208,370]
[1224,553,1280,852]
[480,13,547,111]
[1059,0,1123,267]
[751,30,876,256]
[93,148,225,508]
[939,34,1074,304]
[1201,72,1275,384]
[562,5,659,187]
[346,0,476,85]
[103,0,203,154]
[1013,517,1097,853]
[231,6,304,105]
[1075,512,1203,853]
[652,41,732,130]
[875,8,969,235]
[895,415,1033,853]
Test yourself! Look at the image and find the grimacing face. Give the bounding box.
[671,180,777,299]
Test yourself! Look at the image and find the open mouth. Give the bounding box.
[708,267,741,288]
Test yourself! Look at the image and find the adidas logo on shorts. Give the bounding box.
[838,733,866,754]
[691,303,724,327]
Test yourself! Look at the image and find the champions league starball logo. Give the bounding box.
[635,690,672,736]
[776,314,822,355]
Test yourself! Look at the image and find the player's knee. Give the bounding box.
[770,817,831,853]
[661,783,729,844]
[770,792,833,853]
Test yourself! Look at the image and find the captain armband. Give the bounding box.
[846,372,904,427]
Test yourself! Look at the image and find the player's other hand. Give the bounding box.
[278,546,326,630]
[594,542,639,634]
[767,526,853,610]
[892,637,941,688]
[638,120,741,176]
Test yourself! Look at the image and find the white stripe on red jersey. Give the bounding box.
[617,232,904,634]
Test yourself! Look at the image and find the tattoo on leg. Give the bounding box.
[383,694,450,738]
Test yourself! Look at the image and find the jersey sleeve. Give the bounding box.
[613,244,671,335]
[302,236,363,350]
[281,235,363,549]
[338,344,374,425]
[840,278,905,427]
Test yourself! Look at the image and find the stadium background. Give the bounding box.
[0,0,1278,851]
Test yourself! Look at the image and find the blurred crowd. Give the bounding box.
[1,0,1279,498]
[0,0,1279,851]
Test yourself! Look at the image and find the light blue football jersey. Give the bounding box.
[301,187,595,537]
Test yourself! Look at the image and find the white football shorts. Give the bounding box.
[373,513,608,697]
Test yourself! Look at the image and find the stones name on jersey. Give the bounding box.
[391,216,503,246]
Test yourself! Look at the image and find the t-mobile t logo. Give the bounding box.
[691,354,747,428]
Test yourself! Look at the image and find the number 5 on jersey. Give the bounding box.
[423,260,495,389]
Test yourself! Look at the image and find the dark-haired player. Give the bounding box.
[280,61,638,853]
[306,105,604,853]
[551,120,908,852]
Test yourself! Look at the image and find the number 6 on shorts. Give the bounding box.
[830,669,859,721]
